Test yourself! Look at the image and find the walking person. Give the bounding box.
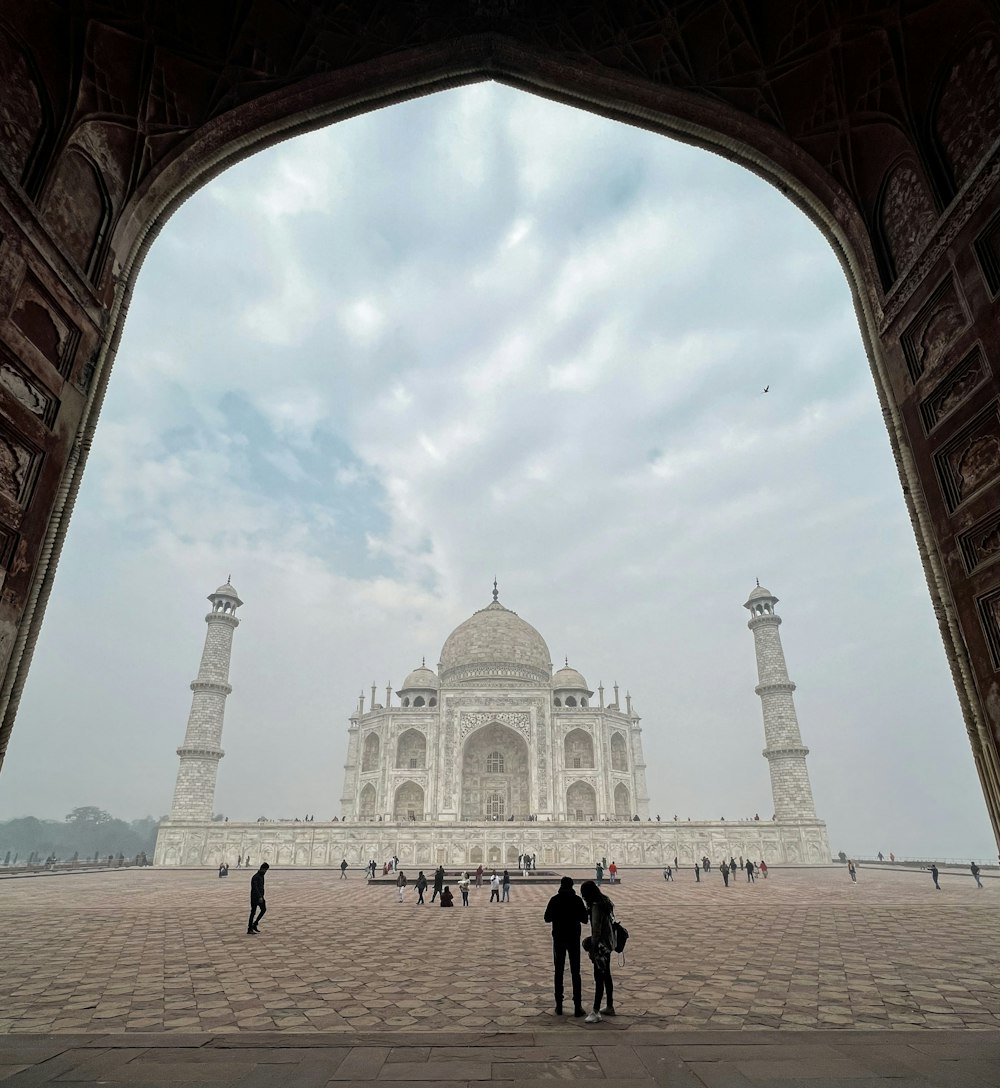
[971,861,983,888]
[396,869,407,902]
[760,859,768,879]
[929,862,941,890]
[340,858,348,879]
[459,872,470,906]
[721,861,730,887]
[694,864,700,882]
[608,861,617,884]
[431,865,444,903]
[544,876,588,1017]
[580,879,615,1023]
[848,860,857,883]
[415,870,427,904]
[490,871,501,903]
[502,869,511,902]
[475,864,484,888]
[247,862,269,934]
[745,858,754,883]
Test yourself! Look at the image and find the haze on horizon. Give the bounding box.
[0,83,992,862]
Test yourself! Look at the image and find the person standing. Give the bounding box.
[608,861,617,884]
[580,879,615,1023]
[475,864,484,888]
[415,870,427,904]
[694,864,700,882]
[745,858,754,883]
[848,860,857,883]
[760,859,768,879]
[431,865,444,903]
[721,861,730,887]
[544,876,588,1017]
[459,872,471,906]
[396,869,407,902]
[502,869,511,902]
[247,862,269,934]
[490,871,501,903]
[340,858,348,879]
[929,862,941,890]
[971,861,983,889]
[595,861,604,885]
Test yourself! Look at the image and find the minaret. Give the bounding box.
[169,580,243,820]
[744,583,817,820]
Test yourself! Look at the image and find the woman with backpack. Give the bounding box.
[579,879,615,1023]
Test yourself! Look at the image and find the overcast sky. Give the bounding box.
[0,83,993,860]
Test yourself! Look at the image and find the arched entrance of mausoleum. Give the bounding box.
[460,722,529,821]
[2,7,1000,851]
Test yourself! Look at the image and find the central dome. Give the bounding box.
[439,597,552,686]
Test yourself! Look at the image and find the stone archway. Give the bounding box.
[614,782,631,819]
[361,733,380,773]
[460,722,529,821]
[393,781,424,822]
[359,782,376,819]
[564,728,594,770]
[610,733,628,771]
[567,781,597,822]
[2,8,1000,849]
[395,729,426,770]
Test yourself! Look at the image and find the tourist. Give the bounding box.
[928,862,941,890]
[673,856,678,870]
[532,853,537,869]
[663,865,672,881]
[544,875,588,1017]
[877,851,884,862]
[431,865,445,902]
[440,885,454,907]
[595,861,604,885]
[608,861,617,884]
[490,871,501,903]
[720,861,730,887]
[889,852,895,863]
[760,859,768,878]
[416,870,428,904]
[847,860,857,883]
[340,858,348,879]
[502,869,511,902]
[971,861,983,888]
[745,858,754,883]
[580,880,615,1023]
[518,853,523,870]
[247,861,269,935]
[396,869,408,902]
[694,864,700,882]
[459,872,470,906]
[475,864,484,888]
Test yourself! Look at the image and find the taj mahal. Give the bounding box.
[154,581,831,868]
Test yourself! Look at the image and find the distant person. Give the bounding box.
[396,869,408,902]
[431,865,445,903]
[720,861,730,887]
[580,880,615,1023]
[694,864,700,882]
[929,863,941,890]
[247,862,269,934]
[415,870,428,904]
[608,861,617,884]
[475,864,484,887]
[340,858,348,879]
[745,858,754,883]
[760,859,768,879]
[848,860,857,883]
[971,861,983,889]
[595,861,604,885]
[440,885,454,907]
[502,869,511,902]
[877,851,884,862]
[459,872,471,906]
[544,876,588,1017]
[663,865,672,881]
[490,871,501,903]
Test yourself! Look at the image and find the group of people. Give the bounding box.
[545,876,617,1023]
[392,865,514,905]
[847,860,985,889]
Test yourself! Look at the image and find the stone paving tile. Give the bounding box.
[1,868,1000,1036]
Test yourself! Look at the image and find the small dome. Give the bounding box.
[214,581,240,598]
[552,665,590,692]
[400,664,439,691]
[746,584,774,601]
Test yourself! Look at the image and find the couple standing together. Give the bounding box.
[544,876,615,1023]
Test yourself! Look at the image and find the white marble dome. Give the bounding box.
[552,665,590,692]
[400,664,439,691]
[439,598,552,685]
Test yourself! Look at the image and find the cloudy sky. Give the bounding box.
[0,83,992,859]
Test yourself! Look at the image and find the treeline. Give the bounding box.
[0,807,162,862]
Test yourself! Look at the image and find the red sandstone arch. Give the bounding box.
[1,5,1000,848]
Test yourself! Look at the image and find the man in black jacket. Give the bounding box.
[543,876,588,1017]
[248,862,269,934]
[431,865,445,903]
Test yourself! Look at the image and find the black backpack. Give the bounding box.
[612,915,629,957]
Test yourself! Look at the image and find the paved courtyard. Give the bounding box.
[2,865,999,1036]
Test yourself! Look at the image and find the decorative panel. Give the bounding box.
[977,587,1000,670]
[920,346,989,433]
[935,403,1000,511]
[10,275,80,376]
[0,422,40,507]
[974,209,1000,297]
[959,510,1000,574]
[900,276,968,382]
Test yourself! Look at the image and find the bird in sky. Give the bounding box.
[762,385,769,393]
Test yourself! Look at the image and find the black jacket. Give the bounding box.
[433,868,445,890]
[544,888,588,942]
[250,869,266,902]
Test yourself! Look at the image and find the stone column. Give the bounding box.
[744,584,817,820]
[169,581,242,820]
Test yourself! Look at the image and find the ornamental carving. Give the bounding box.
[900,277,967,381]
[935,39,1000,188]
[879,162,936,278]
[959,510,1000,573]
[460,711,530,739]
[920,348,989,432]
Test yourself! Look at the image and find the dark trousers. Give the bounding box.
[490,888,500,902]
[431,887,441,901]
[461,889,469,906]
[417,887,425,903]
[592,959,613,1011]
[248,898,266,931]
[553,939,582,1010]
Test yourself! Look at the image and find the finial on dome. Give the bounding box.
[565,656,569,668]
[756,577,760,587]
[227,573,231,584]
[492,577,498,602]
[422,656,425,667]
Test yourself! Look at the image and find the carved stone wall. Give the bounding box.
[1,2,1000,850]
